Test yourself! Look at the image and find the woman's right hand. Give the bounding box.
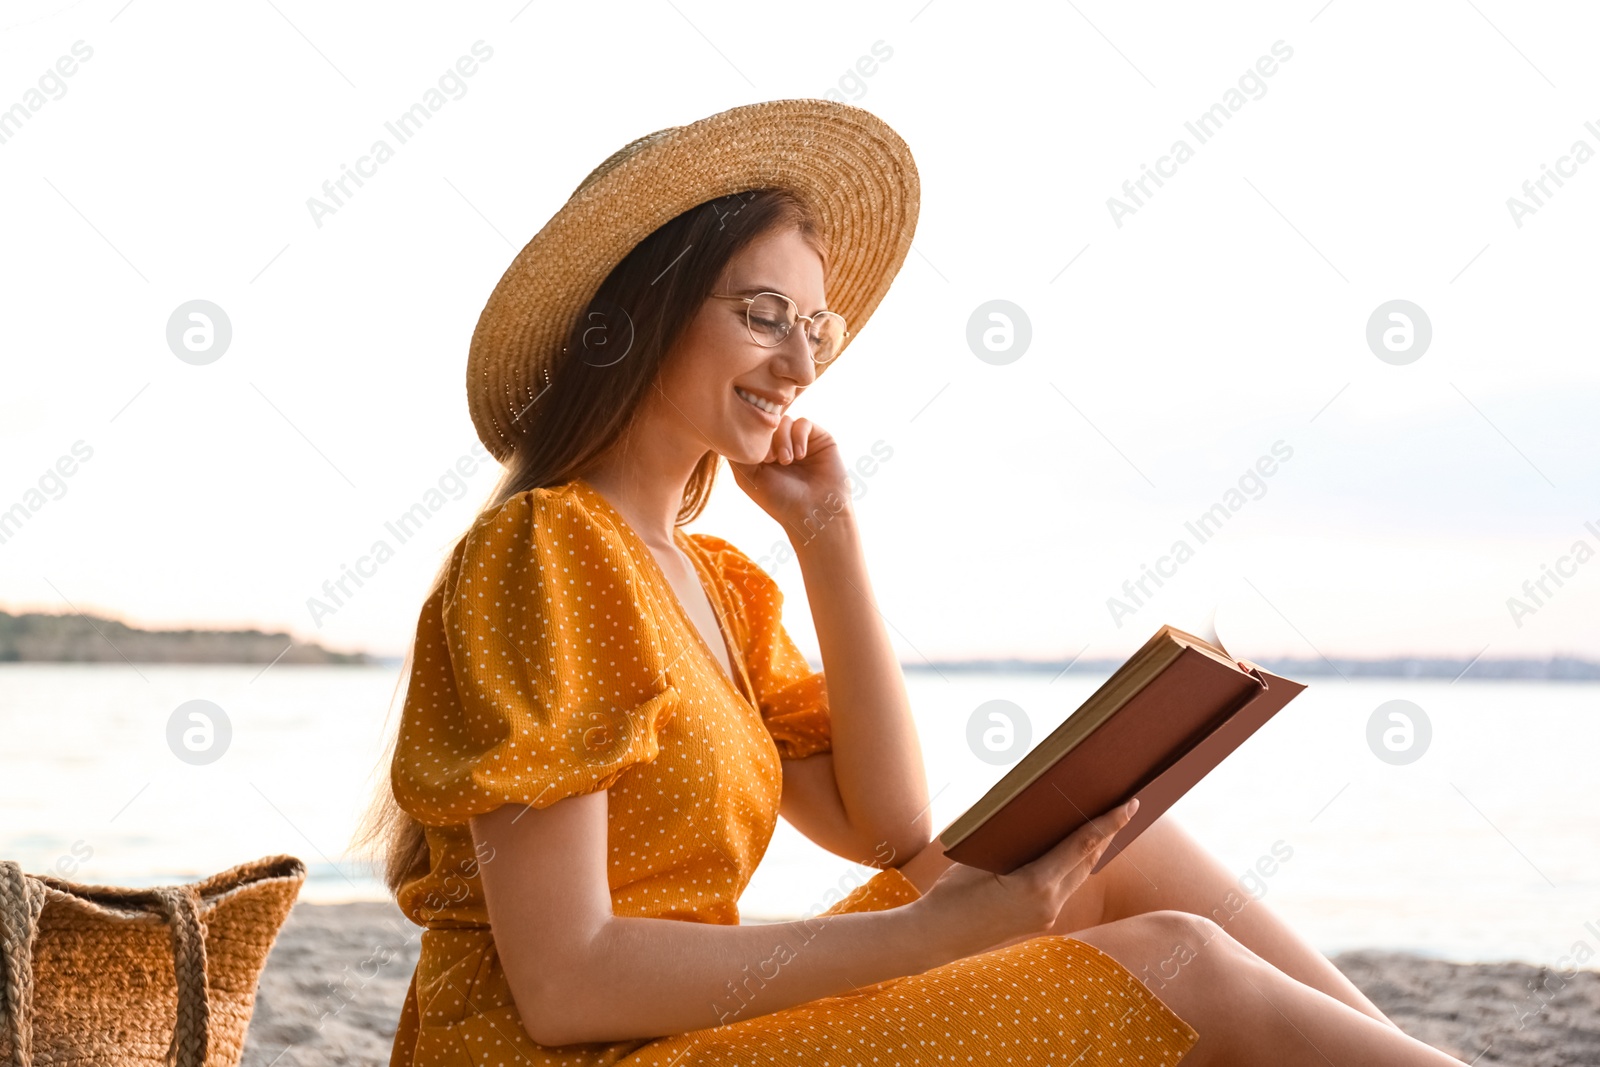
[910,797,1140,959]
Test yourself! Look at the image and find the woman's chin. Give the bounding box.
[709,429,769,467]
[719,441,772,469]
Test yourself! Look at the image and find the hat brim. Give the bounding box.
[466,98,920,463]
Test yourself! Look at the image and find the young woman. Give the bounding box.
[355,100,1469,1066]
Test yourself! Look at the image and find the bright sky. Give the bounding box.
[3,0,1597,664]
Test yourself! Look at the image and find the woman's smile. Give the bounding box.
[734,384,788,424]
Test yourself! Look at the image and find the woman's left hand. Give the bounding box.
[728,417,853,535]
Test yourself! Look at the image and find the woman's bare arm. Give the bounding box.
[783,502,932,861]
[471,789,1141,1046]
[471,793,961,1047]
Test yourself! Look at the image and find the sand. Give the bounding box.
[240,901,1600,1066]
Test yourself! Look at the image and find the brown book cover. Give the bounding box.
[939,624,1306,875]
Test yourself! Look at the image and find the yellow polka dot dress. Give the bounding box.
[387,477,1200,1066]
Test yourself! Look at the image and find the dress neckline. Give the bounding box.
[567,477,756,709]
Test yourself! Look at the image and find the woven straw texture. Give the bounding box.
[466,97,920,462]
[0,854,305,1067]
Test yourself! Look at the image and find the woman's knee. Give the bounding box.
[1069,908,1255,991]
[1067,910,1273,1061]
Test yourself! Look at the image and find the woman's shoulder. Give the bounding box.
[684,530,756,573]
[450,480,634,575]
[465,480,611,537]
[684,532,786,609]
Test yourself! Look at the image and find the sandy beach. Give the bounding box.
[241,900,1600,1066]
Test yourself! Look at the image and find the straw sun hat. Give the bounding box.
[465,98,921,462]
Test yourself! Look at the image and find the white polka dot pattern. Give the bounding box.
[391,485,683,826]
[386,479,1201,1065]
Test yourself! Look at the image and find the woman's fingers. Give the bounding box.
[915,800,1143,954]
[1023,801,1137,921]
[755,416,820,466]
[791,418,810,460]
[751,417,816,467]
[1037,798,1138,882]
[771,416,804,463]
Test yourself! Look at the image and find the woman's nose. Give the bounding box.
[774,328,820,384]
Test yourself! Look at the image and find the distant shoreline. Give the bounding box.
[902,655,1600,682]
[3,608,1595,680]
[0,609,372,665]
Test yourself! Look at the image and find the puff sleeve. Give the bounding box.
[390,487,679,825]
[690,534,832,760]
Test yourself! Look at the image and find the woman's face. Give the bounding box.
[650,225,827,467]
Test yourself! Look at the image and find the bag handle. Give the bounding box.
[154,884,210,1067]
[0,862,210,1067]
[0,862,47,1067]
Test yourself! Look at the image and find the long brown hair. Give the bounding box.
[349,186,829,898]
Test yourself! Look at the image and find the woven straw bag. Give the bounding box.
[0,854,305,1067]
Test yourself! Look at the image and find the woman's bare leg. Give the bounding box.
[896,814,1395,1028]
[1075,815,1396,1028]
[1068,910,1469,1066]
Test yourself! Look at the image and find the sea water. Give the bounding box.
[2,663,1595,966]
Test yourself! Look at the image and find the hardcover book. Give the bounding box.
[939,624,1305,875]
